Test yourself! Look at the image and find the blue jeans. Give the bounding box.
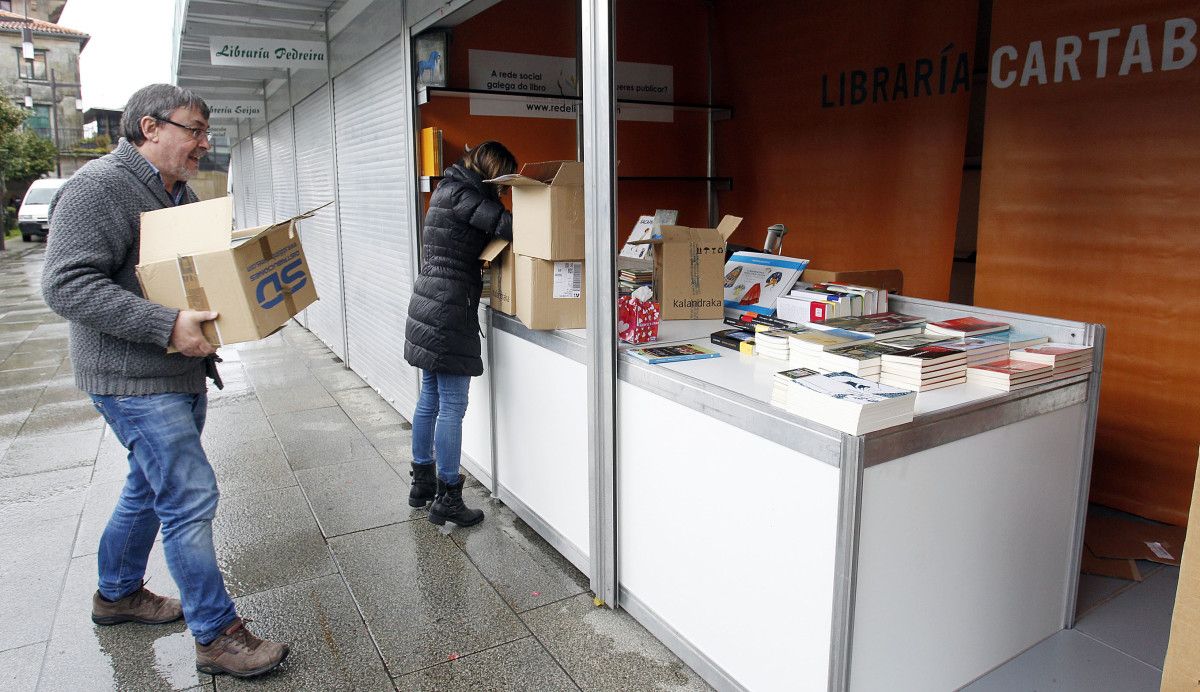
[411,370,471,484]
[90,393,237,645]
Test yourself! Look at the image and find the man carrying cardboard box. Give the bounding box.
[42,84,289,679]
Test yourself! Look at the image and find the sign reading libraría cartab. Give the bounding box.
[209,36,326,68]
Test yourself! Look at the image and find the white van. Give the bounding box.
[17,177,68,242]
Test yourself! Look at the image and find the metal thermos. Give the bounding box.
[764,224,787,255]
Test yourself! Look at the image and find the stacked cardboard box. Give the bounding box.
[486,161,586,330]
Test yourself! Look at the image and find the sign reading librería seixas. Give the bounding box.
[206,101,264,121]
[209,36,325,68]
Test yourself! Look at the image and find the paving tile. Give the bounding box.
[0,466,91,524]
[0,349,65,371]
[962,629,1161,691]
[213,486,337,598]
[450,484,588,613]
[0,428,101,479]
[268,407,385,470]
[1074,565,1179,669]
[72,480,127,557]
[0,386,40,415]
[371,425,416,469]
[520,594,713,692]
[38,550,215,692]
[35,375,90,405]
[0,641,46,692]
[0,364,56,389]
[295,459,417,538]
[309,363,368,393]
[330,522,529,676]
[394,636,579,692]
[255,381,338,415]
[206,436,297,499]
[214,574,392,691]
[1075,572,1135,618]
[333,387,408,430]
[92,426,132,484]
[201,400,274,442]
[0,514,77,651]
[17,398,105,437]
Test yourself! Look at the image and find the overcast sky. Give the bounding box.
[57,0,177,110]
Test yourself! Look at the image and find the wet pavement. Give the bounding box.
[0,239,711,692]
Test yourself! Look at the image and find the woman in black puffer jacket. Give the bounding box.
[403,141,517,528]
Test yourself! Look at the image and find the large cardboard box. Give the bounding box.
[802,267,904,294]
[1162,450,1200,691]
[480,238,516,315]
[136,197,320,347]
[515,255,585,330]
[488,160,584,260]
[632,216,742,320]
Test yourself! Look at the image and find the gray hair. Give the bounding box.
[119,84,210,145]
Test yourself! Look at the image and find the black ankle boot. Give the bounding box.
[409,463,437,508]
[429,475,484,527]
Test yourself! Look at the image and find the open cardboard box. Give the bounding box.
[480,237,515,315]
[136,197,322,349]
[488,160,584,260]
[631,215,742,320]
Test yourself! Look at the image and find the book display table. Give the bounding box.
[460,296,1103,692]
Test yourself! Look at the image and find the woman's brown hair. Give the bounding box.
[462,140,517,182]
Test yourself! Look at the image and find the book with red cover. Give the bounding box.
[926,316,1011,337]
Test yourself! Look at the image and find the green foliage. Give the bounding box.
[75,134,112,151]
[0,129,58,182]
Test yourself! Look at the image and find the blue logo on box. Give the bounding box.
[256,258,307,309]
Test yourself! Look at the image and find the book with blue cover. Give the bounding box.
[627,343,721,364]
[722,252,809,317]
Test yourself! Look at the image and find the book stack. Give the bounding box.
[627,343,721,365]
[966,358,1053,391]
[1009,344,1094,380]
[786,328,875,370]
[755,327,807,361]
[925,316,1011,338]
[771,367,819,408]
[618,267,655,297]
[872,332,954,350]
[879,345,968,391]
[940,336,1011,366]
[820,341,905,381]
[977,330,1049,351]
[786,371,917,435]
[710,328,756,355]
[814,312,926,339]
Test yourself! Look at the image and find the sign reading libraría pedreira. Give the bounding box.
[209,36,326,68]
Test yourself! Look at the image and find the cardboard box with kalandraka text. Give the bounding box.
[487,160,584,260]
[630,216,742,320]
[136,197,322,348]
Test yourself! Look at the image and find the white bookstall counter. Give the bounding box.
[459,295,1103,692]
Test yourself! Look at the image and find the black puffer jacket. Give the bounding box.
[404,164,513,376]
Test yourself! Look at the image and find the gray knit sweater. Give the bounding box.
[42,139,212,396]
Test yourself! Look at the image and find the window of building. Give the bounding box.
[0,2,13,11]
[24,104,51,139]
[13,48,48,80]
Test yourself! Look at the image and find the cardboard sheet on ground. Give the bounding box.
[1084,508,1186,567]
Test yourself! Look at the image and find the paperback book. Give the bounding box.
[723,252,809,317]
[926,316,1011,337]
[627,344,721,365]
[786,371,917,435]
[814,312,925,338]
[710,328,756,355]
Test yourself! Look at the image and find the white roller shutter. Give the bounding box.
[229,143,246,226]
[268,114,297,219]
[269,113,303,327]
[252,128,274,224]
[235,139,257,227]
[294,86,345,359]
[333,36,418,418]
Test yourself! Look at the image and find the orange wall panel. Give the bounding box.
[975,1,1200,523]
[710,0,977,299]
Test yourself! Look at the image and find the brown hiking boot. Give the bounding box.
[195,617,289,678]
[91,583,183,626]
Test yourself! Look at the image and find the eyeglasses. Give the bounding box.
[156,117,211,142]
